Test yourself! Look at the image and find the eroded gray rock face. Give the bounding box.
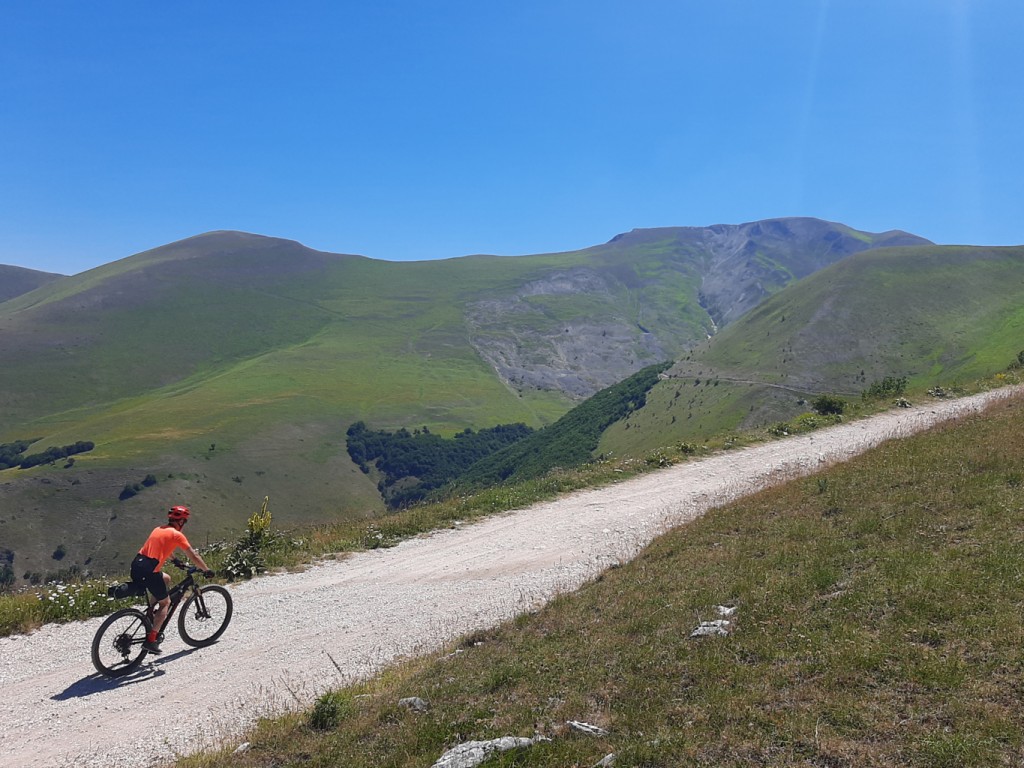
[695,218,897,328]
[464,219,929,401]
[465,267,667,398]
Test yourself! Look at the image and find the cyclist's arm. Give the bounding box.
[182,545,211,573]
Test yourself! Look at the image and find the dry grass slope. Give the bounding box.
[181,393,1024,767]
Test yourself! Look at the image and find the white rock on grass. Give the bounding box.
[567,720,610,737]
[398,696,430,712]
[690,619,732,637]
[432,736,550,768]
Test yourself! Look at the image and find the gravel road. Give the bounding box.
[2,387,1019,768]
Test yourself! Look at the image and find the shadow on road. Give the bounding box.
[53,647,199,700]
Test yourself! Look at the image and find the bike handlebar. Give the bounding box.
[170,558,215,578]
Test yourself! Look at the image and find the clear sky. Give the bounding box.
[2,1,1022,275]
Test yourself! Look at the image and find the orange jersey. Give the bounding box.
[138,526,191,571]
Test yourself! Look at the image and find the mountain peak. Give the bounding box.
[606,218,932,249]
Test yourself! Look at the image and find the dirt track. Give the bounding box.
[2,387,1019,768]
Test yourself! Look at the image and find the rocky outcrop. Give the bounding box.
[465,218,930,401]
[432,736,550,768]
[465,267,667,398]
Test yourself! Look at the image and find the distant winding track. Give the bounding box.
[2,386,1020,768]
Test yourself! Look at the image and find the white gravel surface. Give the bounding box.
[2,387,1019,768]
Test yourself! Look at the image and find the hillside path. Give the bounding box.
[2,386,1020,768]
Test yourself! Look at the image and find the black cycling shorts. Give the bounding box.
[130,554,168,601]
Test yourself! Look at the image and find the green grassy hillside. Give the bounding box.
[601,245,1024,457]
[1,220,909,581]
[0,265,64,303]
[0,220,924,434]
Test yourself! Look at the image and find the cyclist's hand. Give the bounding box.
[204,569,215,578]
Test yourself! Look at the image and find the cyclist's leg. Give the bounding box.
[139,568,170,651]
[151,592,171,634]
[130,554,162,594]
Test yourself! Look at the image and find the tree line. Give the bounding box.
[458,361,673,488]
[347,360,672,508]
[0,439,95,470]
[346,422,534,508]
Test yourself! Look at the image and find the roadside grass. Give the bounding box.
[178,391,1024,768]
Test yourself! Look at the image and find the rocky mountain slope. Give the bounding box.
[464,218,929,396]
[599,243,1024,458]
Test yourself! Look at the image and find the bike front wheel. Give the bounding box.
[178,584,233,647]
[92,608,152,677]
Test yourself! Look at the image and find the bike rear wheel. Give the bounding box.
[178,584,232,647]
[92,608,152,677]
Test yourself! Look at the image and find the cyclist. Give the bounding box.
[131,505,214,654]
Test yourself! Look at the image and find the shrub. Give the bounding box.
[862,376,908,401]
[771,412,845,438]
[645,451,672,468]
[220,496,274,581]
[795,413,821,430]
[119,474,157,499]
[309,691,353,730]
[812,394,847,416]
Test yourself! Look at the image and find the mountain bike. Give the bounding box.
[91,559,232,678]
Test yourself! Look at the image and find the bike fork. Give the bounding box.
[192,590,212,619]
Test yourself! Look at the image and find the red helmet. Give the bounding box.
[168,505,191,522]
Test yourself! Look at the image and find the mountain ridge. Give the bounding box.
[0,218,922,428]
[598,242,1024,458]
[0,217,957,580]
[0,264,65,303]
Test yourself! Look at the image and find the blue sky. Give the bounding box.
[2,1,1022,275]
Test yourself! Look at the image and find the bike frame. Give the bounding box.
[144,560,206,637]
